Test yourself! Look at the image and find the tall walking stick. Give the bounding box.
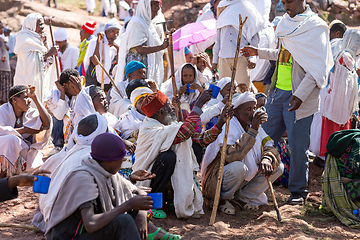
[267,178,282,222]
[48,17,60,80]
[93,55,123,98]
[101,36,105,90]
[168,30,184,121]
[209,15,247,226]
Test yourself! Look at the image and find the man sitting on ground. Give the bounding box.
[133,90,233,219]
[201,92,284,214]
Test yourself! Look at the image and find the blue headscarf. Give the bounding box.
[125,61,146,78]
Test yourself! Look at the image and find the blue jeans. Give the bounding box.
[262,88,313,197]
[51,116,64,148]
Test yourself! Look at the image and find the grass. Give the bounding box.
[56,0,103,16]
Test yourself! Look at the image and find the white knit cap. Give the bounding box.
[130,87,153,105]
[217,77,236,89]
[232,91,256,109]
[104,18,121,31]
[54,28,68,42]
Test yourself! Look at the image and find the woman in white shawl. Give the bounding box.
[115,0,168,87]
[14,13,58,103]
[161,63,203,112]
[0,85,51,176]
[320,29,360,156]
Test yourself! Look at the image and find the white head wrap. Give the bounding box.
[74,112,109,145]
[54,28,68,42]
[104,18,121,31]
[232,91,256,109]
[216,77,236,89]
[341,28,360,57]
[22,13,43,32]
[130,87,153,105]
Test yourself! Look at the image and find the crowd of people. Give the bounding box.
[1,0,360,238]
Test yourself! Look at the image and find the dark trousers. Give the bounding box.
[78,214,140,240]
[51,116,64,148]
[150,150,176,202]
[192,142,204,165]
[47,0,57,8]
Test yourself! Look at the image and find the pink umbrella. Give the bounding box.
[172,19,216,51]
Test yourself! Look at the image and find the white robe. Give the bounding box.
[58,44,79,71]
[14,17,57,103]
[116,108,145,139]
[109,79,133,118]
[86,0,95,12]
[0,102,50,174]
[134,117,204,218]
[116,0,164,87]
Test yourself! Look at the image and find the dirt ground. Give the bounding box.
[1,157,360,240]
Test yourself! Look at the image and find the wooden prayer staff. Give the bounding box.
[267,178,282,222]
[101,35,105,90]
[0,223,39,231]
[48,17,60,80]
[93,55,123,98]
[209,14,247,226]
[168,30,184,121]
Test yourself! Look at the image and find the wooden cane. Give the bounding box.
[93,55,123,98]
[168,30,184,121]
[209,15,247,226]
[0,223,40,231]
[48,17,60,80]
[101,36,105,90]
[267,178,282,222]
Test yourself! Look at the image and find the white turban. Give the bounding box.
[22,13,43,32]
[216,77,236,90]
[232,91,256,109]
[54,28,68,42]
[130,87,153,106]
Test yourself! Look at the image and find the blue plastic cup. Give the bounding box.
[209,84,221,98]
[186,84,195,93]
[33,175,51,194]
[148,193,163,209]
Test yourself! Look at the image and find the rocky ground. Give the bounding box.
[1,156,360,239]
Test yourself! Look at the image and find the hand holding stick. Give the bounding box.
[209,14,247,226]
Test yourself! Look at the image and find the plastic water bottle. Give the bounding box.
[353,209,360,219]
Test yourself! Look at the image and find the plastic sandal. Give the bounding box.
[231,199,259,211]
[147,227,181,240]
[160,230,182,240]
[147,227,161,240]
[151,209,167,219]
[218,200,235,215]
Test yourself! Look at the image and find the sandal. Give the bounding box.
[218,200,235,215]
[151,209,167,219]
[231,199,259,211]
[147,227,181,240]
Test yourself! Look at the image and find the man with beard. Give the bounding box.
[133,90,233,219]
[83,18,120,91]
[201,92,283,215]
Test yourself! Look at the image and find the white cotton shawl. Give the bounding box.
[86,0,95,12]
[116,108,146,139]
[72,86,96,127]
[275,6,332,89]
[45,157,138,234]
[216,0,266,43]
[39,113,109,223]
[116,0,164,87]
[201,117,273,182]
[14,13,57,102]
[161,63,201,105]
[134,117,204,218]
[58,44,79,70]
[0,102,51,167]
[322,29,360,125]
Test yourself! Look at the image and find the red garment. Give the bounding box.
[320,117,351,156]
